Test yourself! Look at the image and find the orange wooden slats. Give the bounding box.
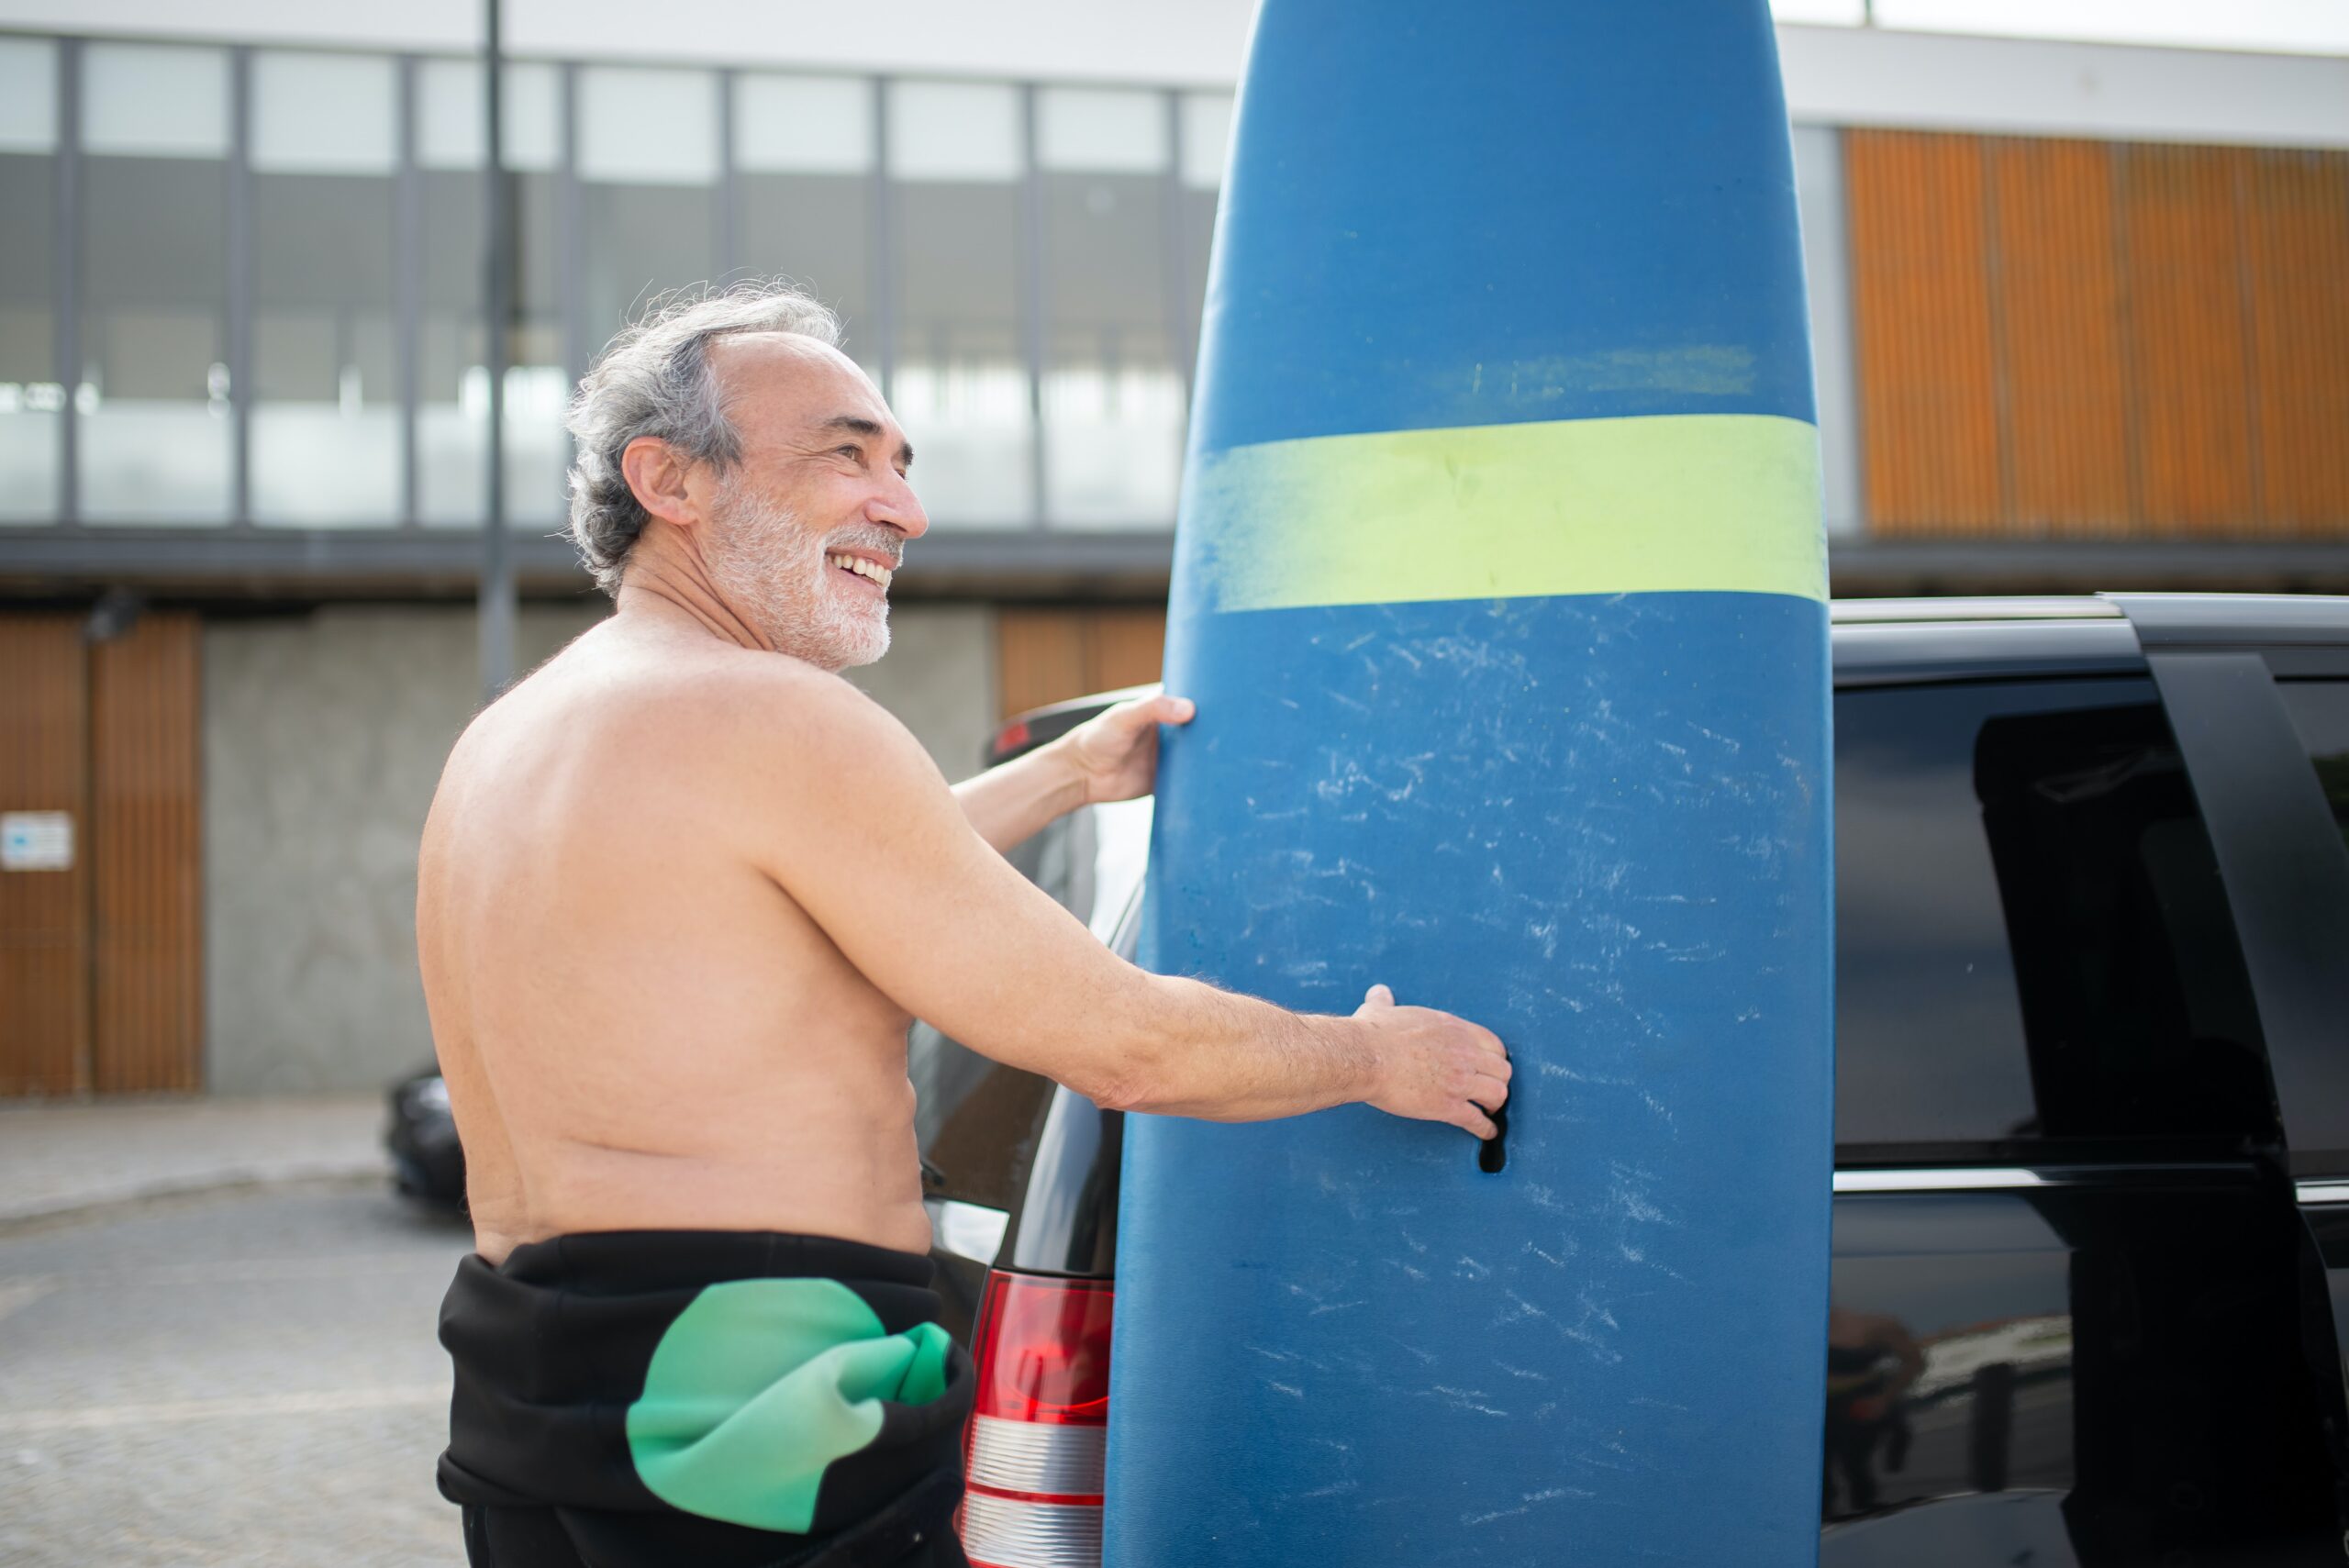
[0,617,92,1096]
[1084,608,1170,697]
[2116,143,2259,536]
[1988,138,2134,537]
[995,607,1168,720]
[1847,130,2004,537]
[997,609,1093,721]
[1851,131,2348,539]
[2244,149,2349,535]
[90,613,204,1094]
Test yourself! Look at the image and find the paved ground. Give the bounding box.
[0,1183,473,1567]
[0,1095,385,1229]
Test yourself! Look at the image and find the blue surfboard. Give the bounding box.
[1108,2,1832,1562]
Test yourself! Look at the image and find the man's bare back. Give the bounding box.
[417,314,1510,1273]
[419,617,941,1262]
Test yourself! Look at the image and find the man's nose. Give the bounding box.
[870,468,930,541]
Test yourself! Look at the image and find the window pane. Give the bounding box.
[416,60,567,527]
[576,66,716,185]
[1177,93,1230,192]
[83,42,227,159]
[417,54,558,172]
[0,36,54,151]
[736,72,871,175]
[250,51,398,525]
[578,68,717,373]
[80,43,230,523]
[2277,681,2349,853]
[1835,680,2270,1153]
[1037,88,1179,528]
[1038,87,1164,174]
[735,75,874,365]
[250,50,394,174]
[0,38,59,521]
[888,82,1030,527]
[890,80,1019,183]
[1174,93,1228,377]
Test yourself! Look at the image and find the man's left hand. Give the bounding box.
[1057,695,1196,806]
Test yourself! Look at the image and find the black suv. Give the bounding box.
[924,595,2349,1568]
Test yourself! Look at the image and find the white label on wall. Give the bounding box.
[1,812,72,872]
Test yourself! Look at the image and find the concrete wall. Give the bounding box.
[202,600,997,1093]
[842,605,999,785]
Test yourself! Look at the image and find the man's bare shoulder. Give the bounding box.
[423,620,947,898]
[609,630,933,781]
[542,624,942,805]
[452,622,867,756]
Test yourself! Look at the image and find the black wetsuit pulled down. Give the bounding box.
[438,1230,974,1568]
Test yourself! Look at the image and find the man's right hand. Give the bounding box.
[1353,984,1512,1139]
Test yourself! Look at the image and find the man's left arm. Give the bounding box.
[952,695,1194,851]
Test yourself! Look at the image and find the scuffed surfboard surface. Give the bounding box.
[1109,2,1832,1563]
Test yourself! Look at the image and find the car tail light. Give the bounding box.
[958,1271,1113,1568]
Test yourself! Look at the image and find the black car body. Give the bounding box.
[385,1062,463,1208]
[391,594,2349,1565]
[924,595,2349,1566]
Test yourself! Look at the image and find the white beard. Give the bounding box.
[702,478,895,672]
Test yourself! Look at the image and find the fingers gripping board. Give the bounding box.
[1110,3,1833,1563]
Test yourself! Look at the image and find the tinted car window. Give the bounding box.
[2277,680,2349,852]
[908,807,1104,1210]
[1835,679,2271,1158]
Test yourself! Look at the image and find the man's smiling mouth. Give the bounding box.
[827,552,895,589]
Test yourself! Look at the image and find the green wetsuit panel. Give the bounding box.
[624,1276,955,1533]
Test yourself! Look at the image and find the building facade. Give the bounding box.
[2,2,2345,1095]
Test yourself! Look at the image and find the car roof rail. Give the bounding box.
[2102,592,2349,649]
[1830,596,2122,625]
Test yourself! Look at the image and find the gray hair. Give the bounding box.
[563,280,844,595]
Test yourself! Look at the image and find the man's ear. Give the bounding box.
[620,436,699,531]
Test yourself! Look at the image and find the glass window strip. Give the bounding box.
[83,42,229,161]
[0,37,58,153]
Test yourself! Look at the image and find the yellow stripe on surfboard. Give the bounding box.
[1184,412,1826,612]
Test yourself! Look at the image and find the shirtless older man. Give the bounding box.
[418,283,1508,1568]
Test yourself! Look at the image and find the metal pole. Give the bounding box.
[479,0,517,704]
[1018,83,1046,528]
[56,39,80,527]
[227,47,252,527]
[395,55,422,527]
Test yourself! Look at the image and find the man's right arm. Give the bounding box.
[733,673,1510,1138]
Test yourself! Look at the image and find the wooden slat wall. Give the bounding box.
[2245,149,2349,533]
[1847,131,2003,536]
[996,611,1089,721]
[0,617,91,1096]
[90,614,204,1094]
[1850,130,2349,539]
[996,607,1168,720]
[1990,138,2133,536]
[2121,143,2258,535]
[1085,609,1171,695]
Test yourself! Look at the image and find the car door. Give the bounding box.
[1822,673,2337,1565]
[2114,599,2349,1553]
